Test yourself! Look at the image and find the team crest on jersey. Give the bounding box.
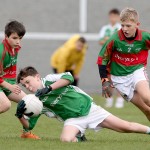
[117,48,122,52]
[125,44,134,47]
[41,96,49,102]
[135,48,141,51]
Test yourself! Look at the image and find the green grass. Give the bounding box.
[1,94,150,150]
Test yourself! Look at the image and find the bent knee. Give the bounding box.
[0,101,11,113]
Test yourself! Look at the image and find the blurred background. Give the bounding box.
[0,0,150,92]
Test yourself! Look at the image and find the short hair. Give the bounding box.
[17,66,38,83]
[5,20,26,37]
[77,37,86,44]
[109,8,120,15]
[120,7,139,22]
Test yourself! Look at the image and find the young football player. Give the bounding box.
[97,7,150,121]
[15,66,150,142]
[0,20,39,139]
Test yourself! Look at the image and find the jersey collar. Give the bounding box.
[118,28,142,41]
[2,39,21,56]
[41,78,46,88]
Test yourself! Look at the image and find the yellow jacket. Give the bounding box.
[51,35,87,75]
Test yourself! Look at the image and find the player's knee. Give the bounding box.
[0,101,11,113]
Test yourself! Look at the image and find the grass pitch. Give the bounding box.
[1,94,150,150]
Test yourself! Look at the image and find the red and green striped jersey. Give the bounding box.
[97,29,150,76]
[0,39,20,83]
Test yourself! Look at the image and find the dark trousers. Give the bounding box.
[52,68,79,86]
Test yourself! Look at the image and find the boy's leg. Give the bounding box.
[115,90,124,108]
[135,80,150,107]
[131,91,150,121]
[60,125,80,142]
[115,96,124,108]
[105,97,113,108]
[100,115,150,134]
[0,92,11,113]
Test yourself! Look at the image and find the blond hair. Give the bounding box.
[120,8,139,22]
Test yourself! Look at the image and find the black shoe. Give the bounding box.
[80,134,87,141]
[76,134,87,142]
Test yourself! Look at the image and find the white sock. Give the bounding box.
[105,97,113,107]
[146,127,150,134]
[115,97,124,108]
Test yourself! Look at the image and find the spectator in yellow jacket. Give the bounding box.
[51,35,87,86]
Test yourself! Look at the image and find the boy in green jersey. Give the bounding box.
[0,21,39,139]
[16,66,150,142]
[97,7,150,122]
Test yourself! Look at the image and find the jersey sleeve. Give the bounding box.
[97,38,114,65]
[0,44,5,83]
[145,32,150,49]
[23,114,41,130]
[45,72,74,84]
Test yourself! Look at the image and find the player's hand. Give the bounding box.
[15,100,26,118]
[104,36,109,41]
[10,84,21,95]
[102,81,113,98]
[35,86,52,97]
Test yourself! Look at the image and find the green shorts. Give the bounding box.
[0,78,16,96]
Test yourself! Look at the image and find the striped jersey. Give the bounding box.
[97,29,150,76]
[0,39,20,83]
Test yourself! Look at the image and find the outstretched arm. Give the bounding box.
[36,72,74,97]
[50,78,70,90]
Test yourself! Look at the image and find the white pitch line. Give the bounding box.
[0,32,99,41]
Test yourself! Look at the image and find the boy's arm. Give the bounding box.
[99,37,110,46]
[0,80,21,94]
[46,72,74,84]
[36,72,74,97]
[97,39,114,97]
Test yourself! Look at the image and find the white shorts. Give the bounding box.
[64,103,111,134]
[111,67,148,101]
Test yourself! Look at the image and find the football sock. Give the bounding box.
[105,97,113,107]
[146,127,150,134]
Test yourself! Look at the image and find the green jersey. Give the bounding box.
[26,72,92,130]
[40,72,92,121]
